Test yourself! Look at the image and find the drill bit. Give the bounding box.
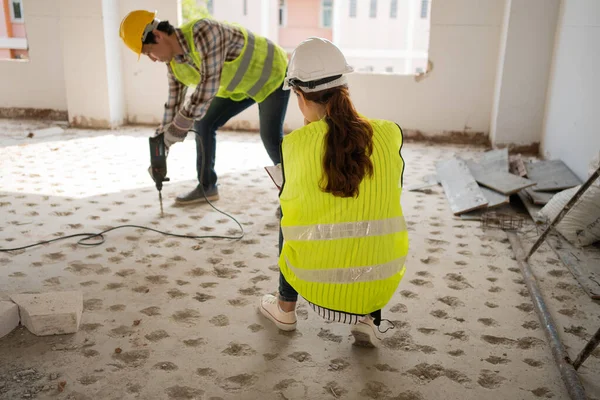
[158,190,164,218]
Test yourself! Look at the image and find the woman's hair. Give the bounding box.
[143,21,176,45]
[299,85,374,198]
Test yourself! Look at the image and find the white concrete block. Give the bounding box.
[0,301,20,339]
[10,292,83,336]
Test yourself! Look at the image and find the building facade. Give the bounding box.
[0,0,29,60]
[200,0,431,74]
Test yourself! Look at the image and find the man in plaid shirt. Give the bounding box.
[120,10,289,204]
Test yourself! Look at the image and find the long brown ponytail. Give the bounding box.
[301,86,374,198]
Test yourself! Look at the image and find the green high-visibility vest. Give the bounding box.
[279,118,409,315]
[170,19,287,103]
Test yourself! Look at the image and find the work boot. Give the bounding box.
[175,185,219,205]
[350,315,378,347]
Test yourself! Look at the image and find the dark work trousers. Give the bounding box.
[191,82,290,189]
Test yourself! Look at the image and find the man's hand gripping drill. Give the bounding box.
[149,133,170,217]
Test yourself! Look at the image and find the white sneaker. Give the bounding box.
[350,316,378,347]
[259,294,297,331]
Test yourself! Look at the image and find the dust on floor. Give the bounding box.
[0,120,598,400]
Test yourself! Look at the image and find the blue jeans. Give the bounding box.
[278,207,298,302]
[192,83,290,188]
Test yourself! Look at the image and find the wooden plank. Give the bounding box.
[468,160,536,195]
[526,160,582,191]
[481,187,510,209]
[546,233,600,300]
[517,190,545,224]
[480,148,509,172]
[435,158,488,215]
[524,187,556,205]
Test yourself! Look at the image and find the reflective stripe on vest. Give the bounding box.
[225,31,276,97]
[282,216,406,241]
[226,31,255,92]
[285,256,406,284]
[247,39,275,97]
[171,20,286,103]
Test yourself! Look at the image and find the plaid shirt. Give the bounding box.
[161,19,245,129]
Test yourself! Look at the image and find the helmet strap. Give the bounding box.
[289,74,342,90]
[142,19,161,43]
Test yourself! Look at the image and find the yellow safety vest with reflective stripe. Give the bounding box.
[279,118,409,315]
[169,19,288,103]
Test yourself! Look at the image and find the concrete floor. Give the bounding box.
[0,119,598,400]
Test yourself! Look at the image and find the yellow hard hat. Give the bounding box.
[119,10,157,57]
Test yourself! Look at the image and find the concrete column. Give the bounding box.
[404,0,416,74]
[332,0,343,46]
[490,0,560,148]
[59,0,126,128]
[102,0,126,127]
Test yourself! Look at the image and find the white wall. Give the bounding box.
[541,0,600,180]
[211,0,263,36]
[0,0,67,111]
[337,0,411,50]
[59,0,114,127]
[0,0,564,145]
[0,0,504,135]
[229,0,505,134]
[490,0,560,147]
[103,0,127,126]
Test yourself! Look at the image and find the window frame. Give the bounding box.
[10,0,24,23]
[369,0,377,18]
[349,0,357,18]
[279,0,287,27]
[320,0,333,28]
[420,0,429,19]
[390,0,398,19]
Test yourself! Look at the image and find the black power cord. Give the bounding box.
[0,129,246,253]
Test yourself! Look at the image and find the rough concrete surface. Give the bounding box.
[10,291,83,336]
[0,119,598,400]
[0,301,19,339]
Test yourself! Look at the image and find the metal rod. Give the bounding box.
[573,326,600,371]
[159,191,164,218]
[507,232,587,400]
[526,167,600,261]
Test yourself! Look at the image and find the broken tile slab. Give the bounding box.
[480,187,510,209]
[517,191,545,224]
[525,160,582,191]
[524,187,556,205]
[406,174,439,192]
[436,157,488,215]
[467,160,536,195]
[10,292,83,336]
[480,148,509,172]
[0,301,20,339]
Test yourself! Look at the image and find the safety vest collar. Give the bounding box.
[285,256,406,284]
[172,27,192,64]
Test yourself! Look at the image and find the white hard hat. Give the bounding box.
[283,37,354,92]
